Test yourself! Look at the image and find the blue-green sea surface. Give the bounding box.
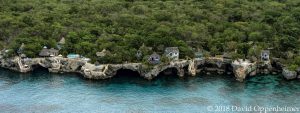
[0,68,300,113]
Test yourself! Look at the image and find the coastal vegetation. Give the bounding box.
[0,0,300,67]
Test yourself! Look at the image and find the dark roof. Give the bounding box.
[49,48,59,53]
[148,52,160,64]
[39,47,59,57]
[149,52,160,59]
[165,47,179,53]
[149,52,160,58]
[39,48,50,56]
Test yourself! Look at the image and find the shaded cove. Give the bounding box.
[0,68,300,113]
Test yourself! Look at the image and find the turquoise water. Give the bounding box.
[0,68,300,113]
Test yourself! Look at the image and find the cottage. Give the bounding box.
[39,46,49,57]
[39,46,59,57]
[261,50,270,61]
[165,47,179,60]
[49,48,59,56]
[148,52,160,64]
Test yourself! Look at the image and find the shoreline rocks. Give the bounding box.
[0,56,284,82]
[231,59,257,82]
[282,69,297,80]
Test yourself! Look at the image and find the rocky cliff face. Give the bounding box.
[81,63,143,79]
[0,55,284,82]
[232,65,247,82]
[0,56,241,81]
[143,60,189,79]
[0,57,20,72]
[282,69,297,80]
[231,59,257,82]
[81,63,109,79]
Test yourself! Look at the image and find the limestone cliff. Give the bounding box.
[232,59,257,82]
[144,60,189,79]
[0,55,283,82]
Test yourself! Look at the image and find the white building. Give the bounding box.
[165,47,179,60]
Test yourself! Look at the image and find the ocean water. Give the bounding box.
[0,68,300,113]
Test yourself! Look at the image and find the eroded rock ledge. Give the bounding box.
[0,56,286,82]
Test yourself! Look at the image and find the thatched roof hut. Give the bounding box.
[39,46,59,57]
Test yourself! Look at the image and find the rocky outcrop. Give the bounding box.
[81,63,109,79]
[188,60,196,76]
[107,63,143,77]
[270,58,283,73]
[282,69,297,80]
[232,59,257,82]
[0,57,33,72]
[258,58,273,74]
[82,63,143,79]
[80,61,190,80]
[201,57,232,74]
[144,60,189,79]
[16,57,32,72]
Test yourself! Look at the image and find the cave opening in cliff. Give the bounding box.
[204,62,217,68]
[31,64,49,73]
[157,68,179,78]
[112,69,146,83]
[114,69,141,78]
[153,67,181,84]
[224,63,233,75]
[271,61,282,72]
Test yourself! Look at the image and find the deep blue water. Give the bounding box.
[0,68,300,113]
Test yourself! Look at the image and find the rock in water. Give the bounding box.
[282,69,297,80]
